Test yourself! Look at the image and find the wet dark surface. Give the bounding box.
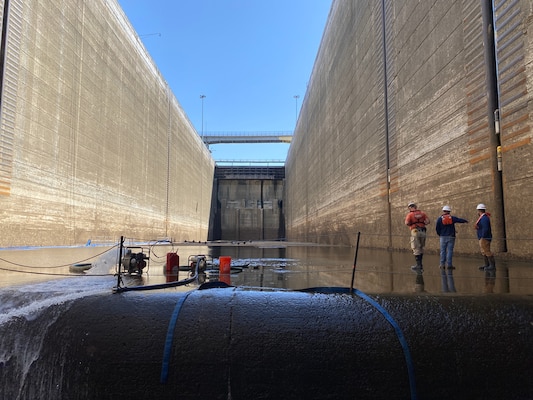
[0,241,531,295]
[1,284,532,399]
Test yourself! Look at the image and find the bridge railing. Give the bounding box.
[202,131,293,144]
[215,159,286,166]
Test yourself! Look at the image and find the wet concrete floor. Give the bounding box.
[0,241,531,295]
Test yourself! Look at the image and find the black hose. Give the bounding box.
[113,264,199,293]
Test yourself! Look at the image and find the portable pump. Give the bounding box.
[121,248,149,275]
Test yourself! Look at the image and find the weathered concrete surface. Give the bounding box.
[2,0,533,258]
[0,289,531,399]
[0,0,214,246]
[286,0,533,258]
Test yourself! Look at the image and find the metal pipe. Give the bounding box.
[481,0,507,252]
[115,235,124,289]
[1,288,531,399]
[350,231,361,293]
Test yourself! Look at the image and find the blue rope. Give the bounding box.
[353,288,418,400]
[160,286,417,399]
[160,291,193,384]
[300,287,417,399]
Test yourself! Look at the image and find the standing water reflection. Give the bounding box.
[0,241,530,295]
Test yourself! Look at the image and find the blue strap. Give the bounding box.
[160,291,192,384]
[353,288,418,400]
[160,286,417,399]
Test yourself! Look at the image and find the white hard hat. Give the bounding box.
[442,205,451,212]
[476,203,487,210]
[408,202,416,207]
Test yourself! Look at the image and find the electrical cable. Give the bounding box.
[0,266,113,277]
[0,245,118,269]
[148,240,177,260]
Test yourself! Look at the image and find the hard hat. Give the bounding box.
[476,203,487,210]
[442,205,451,212]
[408,202,416,207]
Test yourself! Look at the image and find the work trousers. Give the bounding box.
[439,236,456,267]
[410,228,426,256]
[479,238,493,257]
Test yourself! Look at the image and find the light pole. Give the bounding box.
[200,94,206,136]
[293,95,300,124]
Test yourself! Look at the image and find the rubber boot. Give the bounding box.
[447,268,456,292]
[411,255,423,272]
[478,256,490,271]
[440,269,449,292]
[487,256,496,271]
[411,255,417,271]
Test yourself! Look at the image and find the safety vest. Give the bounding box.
[441,214,453,225]
[407,210,427,229]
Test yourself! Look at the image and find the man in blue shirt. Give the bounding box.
[435,205,468,270]
[475,203,495,271]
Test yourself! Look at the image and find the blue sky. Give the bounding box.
[117,0,331,162]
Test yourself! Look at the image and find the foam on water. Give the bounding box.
[0,275,115,325]
[0,271,116,398]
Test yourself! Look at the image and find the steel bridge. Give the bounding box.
[201,131,293,145]
[204,132,291,172]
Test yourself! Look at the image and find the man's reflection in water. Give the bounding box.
[413,267,459,294]
[484,268,496,293]
[414,270,425,292]
[440,267,456,293]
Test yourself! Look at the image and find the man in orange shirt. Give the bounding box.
[405,202,430,272]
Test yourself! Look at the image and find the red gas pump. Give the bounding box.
[166,252,179,282]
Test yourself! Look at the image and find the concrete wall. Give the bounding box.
[286,0,533,258]
[2,0,532,256]
[0,0,214,246]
